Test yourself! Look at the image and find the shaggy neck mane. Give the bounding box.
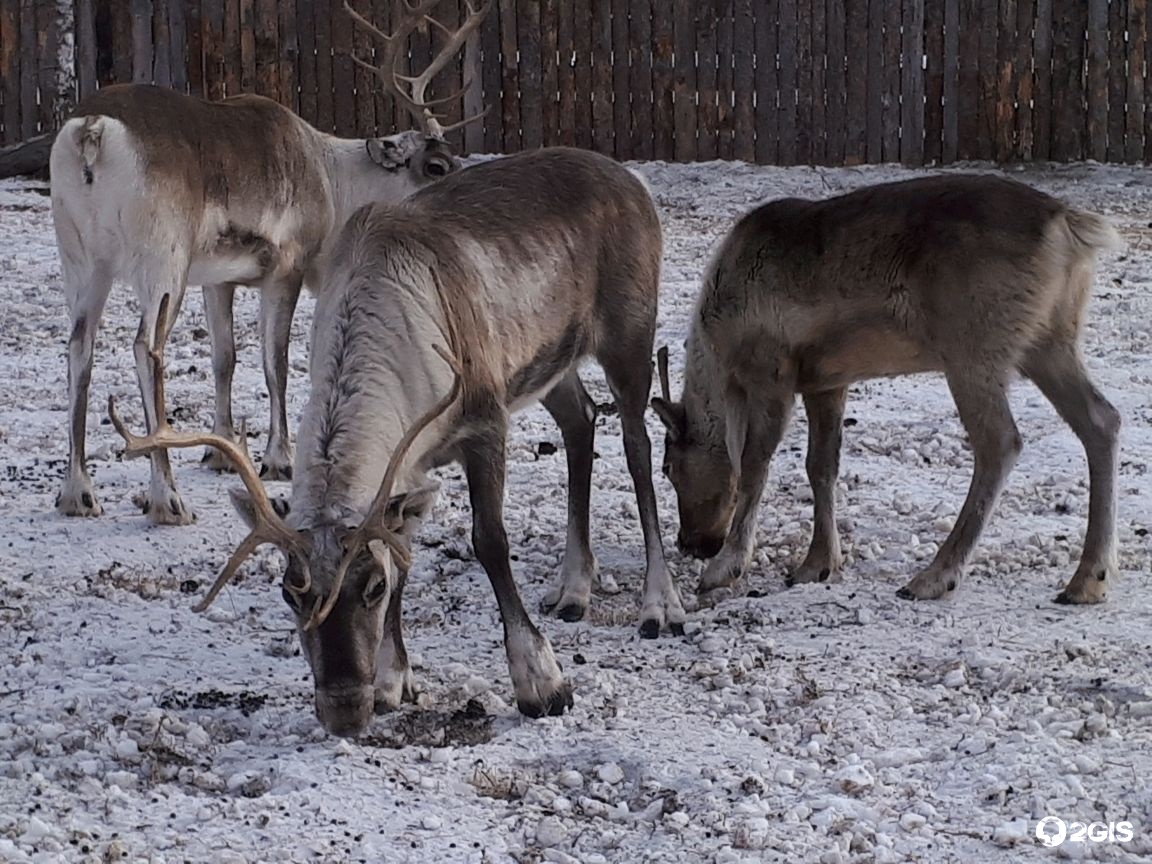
[289,248,453,528]
[682,312,728,456]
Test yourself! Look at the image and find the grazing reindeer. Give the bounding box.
[110,146,685,737]
[52,0,489,524]
[653,174,1122,605]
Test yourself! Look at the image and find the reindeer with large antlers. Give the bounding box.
[112,146,686,737]
[52,0,487,524]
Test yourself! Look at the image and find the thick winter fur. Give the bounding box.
[241,148,685,736]
[51,84,457,524]
[654,174,1122,606]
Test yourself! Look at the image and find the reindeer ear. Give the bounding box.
[382,483,439,531]
[366,131,423,170]
[229,488,289,528]
[651,398,686,443]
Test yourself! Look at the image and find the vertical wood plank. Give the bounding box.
[611,0,630,158]
[130,0,153,84]
[1,0,18,143]
[976,0,998,160]
[277,0,296,109]
[696,0,717,160]
[1084,0,1106,161]
[777,0,797,164]
[630,0,653,159]
[520,0,543,149]
[541,0,560,147]
[881,0,901,161]
[1031,0,1051,159]
[1013,0,1034,160]
[34,0,58,129]
[994,0,1016,161]
[810,0,826,163]
[1107,0,1126,162]
[956,0,979,159]
[113,0,134,82]
[715,0,734,160]
[942,0,959,162]
[186,0,203,95]
[732,0,754,161]
[499,0,521,150]
[75,0,97,99]
[240,0,256,92]
[591,0,613,154]
[651,0,674,159]
[152,0,171,87]
[255,0,279,101]
[844,0,867,163]
[557,0,576,147]
[825,0,846,165]
[1051,0,1084,159]
[865,0,883,161]
[313,0,333,129]
[923,0,943,164]
[794,0,811,162]
[753,0,777,163]
[170,0,189,93]
[224,0,240,95]
[434,0,463,149]
[673,0,695,160]
[202,0,224,100]
[573,0,592,150]
[349,0,372,134]
[901,0,925,165]
[296,0,316,123]
[1128,0,1146,162]
[481,0,502,149]
[463,3,485,151]
[331,0,354,134]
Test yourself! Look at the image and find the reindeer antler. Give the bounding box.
[306,288,464,631]
[656,346,672,402]
[107,295,312,612]
[345,0,491,138]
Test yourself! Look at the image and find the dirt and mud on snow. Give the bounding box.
[1,160,1150,863]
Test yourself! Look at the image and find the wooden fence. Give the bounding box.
[2,1,1152,165]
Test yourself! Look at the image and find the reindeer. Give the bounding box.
[652,174,1122,606]
[51,0,488,524]
[110,144,686,737]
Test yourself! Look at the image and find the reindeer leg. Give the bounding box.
[57,260,113,518]
[131,278,193,525]
[1021,345,1120,604]
[601,358,687,638]
[374,567,417,711]
[201,282,238,472]
[700,383,795,595]
[463,421,573,718]
[540,372,599,622]
[898,369,1021,600]
[258,277,303,481]
[790,388,847,585]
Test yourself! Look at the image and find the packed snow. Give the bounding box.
[1,158,1150,863]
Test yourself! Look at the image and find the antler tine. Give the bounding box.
[107,297,307,610]
[657,346,672,402]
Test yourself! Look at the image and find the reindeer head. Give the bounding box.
[651,347,736,559]
[364,129,459,190]
[110,297,461,737]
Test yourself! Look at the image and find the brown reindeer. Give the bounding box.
[111,147,686,737]
[652,174,1122,605]
[52,0,488,524]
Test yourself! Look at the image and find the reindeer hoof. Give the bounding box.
[134,490,195,526]
[259,462,293,482]
[556,602,586,622]
[787,564,840,587]
[1054,568,1110,605]
[201,446,237,473]
[897,569,958,601]
[56,484,103,518]
[517,681,574,719]
[374,668,418,713]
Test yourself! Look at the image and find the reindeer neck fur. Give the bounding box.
[319,136,395,231]
[288,238,458,529]
[681,318,729,459]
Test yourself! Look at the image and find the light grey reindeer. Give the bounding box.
[51,0,487,524]
[110,147,686,737]
[652,174,1122,605]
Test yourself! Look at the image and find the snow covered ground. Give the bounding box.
[0,159,1150,864]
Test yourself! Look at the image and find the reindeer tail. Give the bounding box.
[1065,208,1124,256]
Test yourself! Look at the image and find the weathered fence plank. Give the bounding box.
[901,0,925,166]
[1,0,19,144]
[753,0,778,164]
[844,0,866,163]
[825,0,846,166]
[1107,0,1126,163]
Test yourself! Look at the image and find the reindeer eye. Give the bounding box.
[363,579,389,608]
